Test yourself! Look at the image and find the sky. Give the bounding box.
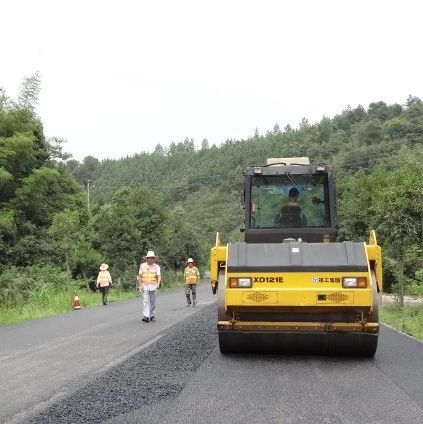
[1,0,423,160]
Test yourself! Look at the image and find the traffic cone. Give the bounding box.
[73,291,81,310]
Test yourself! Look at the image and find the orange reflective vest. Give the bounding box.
[184,266,199,284]
[140,264,159,283]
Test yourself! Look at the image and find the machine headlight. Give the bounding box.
[342,277,367,288]
[228,277,252,288]
[238,278,252,288]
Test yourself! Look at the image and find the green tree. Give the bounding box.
[385,117,409,139]
[339,156,423,301]
[48,209,82,278]
[371,166,423,305]
[18,72,41,111]
[47,137,72,162]
[368,101,390,121]
[93,187,166,285]
[70,240,102,282]
[0,210,16,264]
[0,83,49,171]
[162,206,202,269]
[71,155,100,184]
[201,138,209,150]
[0,133,38,202]
[358,121,384,145]
[13,167,84,226]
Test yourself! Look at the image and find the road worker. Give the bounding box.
[138,250,161,322]
[184,258,200,306]
[96,263,112,305]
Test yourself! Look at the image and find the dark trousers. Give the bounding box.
[100,286,109,304]
[185,284,197,304]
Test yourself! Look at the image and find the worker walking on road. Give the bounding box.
[96,263,112,305]
[184,258,200,306]
[138,251,161,323]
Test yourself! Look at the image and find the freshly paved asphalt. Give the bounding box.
[157,324,423,424]
[1,283,422,424]
[0,284,214,424]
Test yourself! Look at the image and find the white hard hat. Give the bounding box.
[146,250,156,258]
[187,258,194,263]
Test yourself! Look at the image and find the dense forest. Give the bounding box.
[1,76,423,310]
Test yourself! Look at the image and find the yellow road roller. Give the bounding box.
[210,158,382,356]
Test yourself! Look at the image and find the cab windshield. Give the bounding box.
[250,174,330,229]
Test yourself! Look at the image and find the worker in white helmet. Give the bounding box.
[183,258,200,306]
[138,251,161,322]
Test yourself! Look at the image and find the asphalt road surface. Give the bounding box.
[1,284,422,424]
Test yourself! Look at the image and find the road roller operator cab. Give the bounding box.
[210,158,383,356]
[244,157,336,243]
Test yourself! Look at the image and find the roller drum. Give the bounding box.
[218,272,379,357]
[218,331,378,357]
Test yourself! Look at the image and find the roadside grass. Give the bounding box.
[0,269,186,325]
[0,288,139,325]
[380,305,423,341]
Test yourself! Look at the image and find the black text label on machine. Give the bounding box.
[254,277,283,283]
[312,277,341,283]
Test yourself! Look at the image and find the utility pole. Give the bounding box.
[87,179,91,214]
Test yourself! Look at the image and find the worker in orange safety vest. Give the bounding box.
[183,258,200,306]
[138,250,161,322]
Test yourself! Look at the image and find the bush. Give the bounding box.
[114,267,139,291]
[406,282,423,296]
[0,265,69,307]
[406,269,423,296]
[160,269,183,290]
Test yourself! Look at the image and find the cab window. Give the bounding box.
[250,175,330,229]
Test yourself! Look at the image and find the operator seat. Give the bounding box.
[276,205,305,227]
